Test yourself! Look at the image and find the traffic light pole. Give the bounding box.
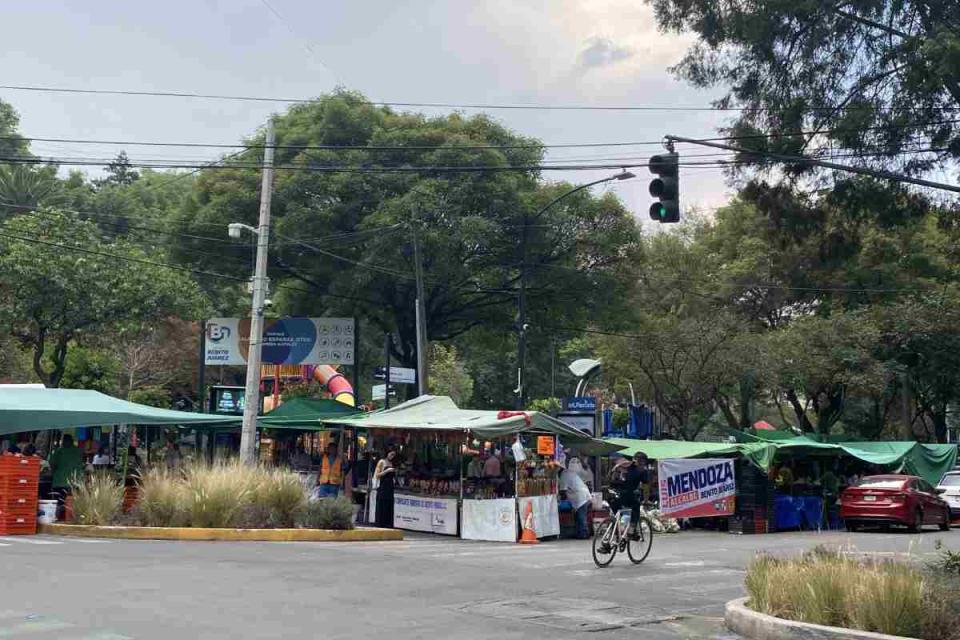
[665,135,960,194]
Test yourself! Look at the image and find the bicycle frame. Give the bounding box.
[600,507,632,547]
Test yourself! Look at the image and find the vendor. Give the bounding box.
[316,442,347,498]
[559,460,591,540]
[482,449,502,478]
[466,454,483,479]
[49,434,84,500]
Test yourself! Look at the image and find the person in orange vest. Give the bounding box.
[316,442,348,498]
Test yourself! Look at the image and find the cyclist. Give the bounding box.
[609,452,649,538]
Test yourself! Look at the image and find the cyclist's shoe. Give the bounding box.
[597,542,613,554]
[627,527,641,541]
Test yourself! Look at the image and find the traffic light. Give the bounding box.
[648,152,680,223]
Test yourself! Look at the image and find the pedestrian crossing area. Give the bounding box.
[0,611,131,639]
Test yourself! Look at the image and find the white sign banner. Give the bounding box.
[518,494,560,538]
[657,458,736,519]
[461,498,517,542]
[393,494,458,536]
[204,317,354,365]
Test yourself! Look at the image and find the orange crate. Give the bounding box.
[0,454,40,471]
[0,521,36,535]
[0,504,36,518]
[0,476,39,491]
[0,495,33,509]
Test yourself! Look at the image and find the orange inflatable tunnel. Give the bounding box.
[312,364,355,407]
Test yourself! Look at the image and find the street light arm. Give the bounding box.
[532,171,634,221]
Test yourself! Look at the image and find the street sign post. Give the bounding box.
[373,366,416,385]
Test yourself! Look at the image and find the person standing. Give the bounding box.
[374,450,397,528]
[163,441,182,470]
[49,434,84,499]
[560,461,592,539]
[317,442,347,498]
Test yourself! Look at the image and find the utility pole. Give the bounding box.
[412,223,428,397]
[239,118,275,465]
[384,332,392,410]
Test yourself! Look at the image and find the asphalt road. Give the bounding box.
[2,526,959,640]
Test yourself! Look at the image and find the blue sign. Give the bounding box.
[563,396,597,412]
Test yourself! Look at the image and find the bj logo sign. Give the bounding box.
[657,458,736,519]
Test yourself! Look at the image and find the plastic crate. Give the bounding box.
[0,455,41,472]
[0,495,32,509]
[0,520,36,535]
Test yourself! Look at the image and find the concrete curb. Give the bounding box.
[724,598,919,640]
[39,523,403,542]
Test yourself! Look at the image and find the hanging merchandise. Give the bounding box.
[511,438,526,462]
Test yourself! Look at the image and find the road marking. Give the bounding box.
[0,537,62,545]
[0,619,74,636]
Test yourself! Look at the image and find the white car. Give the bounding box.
[937,471,960,519]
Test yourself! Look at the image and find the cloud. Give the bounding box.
[576,37,634,70]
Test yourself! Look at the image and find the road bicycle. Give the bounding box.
[591,489,654,568]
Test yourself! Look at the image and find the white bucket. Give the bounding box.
[37,500,57,524]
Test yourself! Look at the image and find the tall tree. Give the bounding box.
[0,210,206,387]
[648,0,960,175]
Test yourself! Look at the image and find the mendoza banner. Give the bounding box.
[658,458,736,519]
[204,317,355,366]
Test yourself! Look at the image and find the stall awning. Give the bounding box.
[0,388,239,435]
[605,435,958,486]
[257,397,359,430]
[324,395,623,456]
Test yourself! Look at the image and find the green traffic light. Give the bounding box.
[657,204,666,218]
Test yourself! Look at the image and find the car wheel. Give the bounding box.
[939,511,951,532]
[909,508,924,533]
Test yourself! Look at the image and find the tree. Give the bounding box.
[428,343,474,406]
[0,99,28,158]
[98,152,140,187]
[0,210,207,387]
[648,0,960,176]
[171,91,641,401]
[0,165,63,219]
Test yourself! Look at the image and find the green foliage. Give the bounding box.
[135,467,186,527]
[428,343,474,405]
[60,347,121,395]
[649,0,960,177]
[0,165,64,219]
[931,540,960,576]
[70,472,125,526]
[745,551,937,638]
[253,468,307,528]
[127,385,172,408]
[299,497,354,530]
[0,99,29,158]
[0,210,207,387]
[527,397,561,415]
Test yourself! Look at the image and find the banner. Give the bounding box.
[461,498,517,542]
[657,458,736,519]
[393,494,458,536]
[517,494,560,538]
[204,317,354,365]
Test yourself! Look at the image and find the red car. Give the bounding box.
[841,474,951,532]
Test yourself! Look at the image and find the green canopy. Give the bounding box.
[0,388,239,435]
[258,396,359,430]
[604,438,778,470]
[323,395,623,456]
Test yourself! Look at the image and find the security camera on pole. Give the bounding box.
[236,118,276,465]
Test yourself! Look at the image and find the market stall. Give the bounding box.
[605,435,958,534]
[325,395,619,541]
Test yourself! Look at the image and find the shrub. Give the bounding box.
[70,473,124,526]
[300,497,354,530]
[135,468,185,527]
[744,549,960,640]
[182,461,257,528]
[931,540,960,576]
[252,468,307,528]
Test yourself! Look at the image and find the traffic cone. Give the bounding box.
[519,501,539,545]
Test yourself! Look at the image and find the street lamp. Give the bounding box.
[514,170,634,409]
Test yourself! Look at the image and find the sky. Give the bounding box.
[0,0,736,227]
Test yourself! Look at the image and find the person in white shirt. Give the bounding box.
[91,446,112,467]
[560,461,592,539]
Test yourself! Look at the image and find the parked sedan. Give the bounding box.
[841,474,951,532]
[937,471,960,519]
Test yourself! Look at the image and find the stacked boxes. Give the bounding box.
[0,454,41,535]
[730,460,775,535]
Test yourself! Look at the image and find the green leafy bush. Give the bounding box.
[70,473,124,526]
[299,497,354,530]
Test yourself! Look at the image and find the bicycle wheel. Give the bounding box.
[626,516,654,565]
[592,518,618,568]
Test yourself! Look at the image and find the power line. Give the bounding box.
[7,84,960,114]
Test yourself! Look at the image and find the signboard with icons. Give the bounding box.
[204,317,355,366]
